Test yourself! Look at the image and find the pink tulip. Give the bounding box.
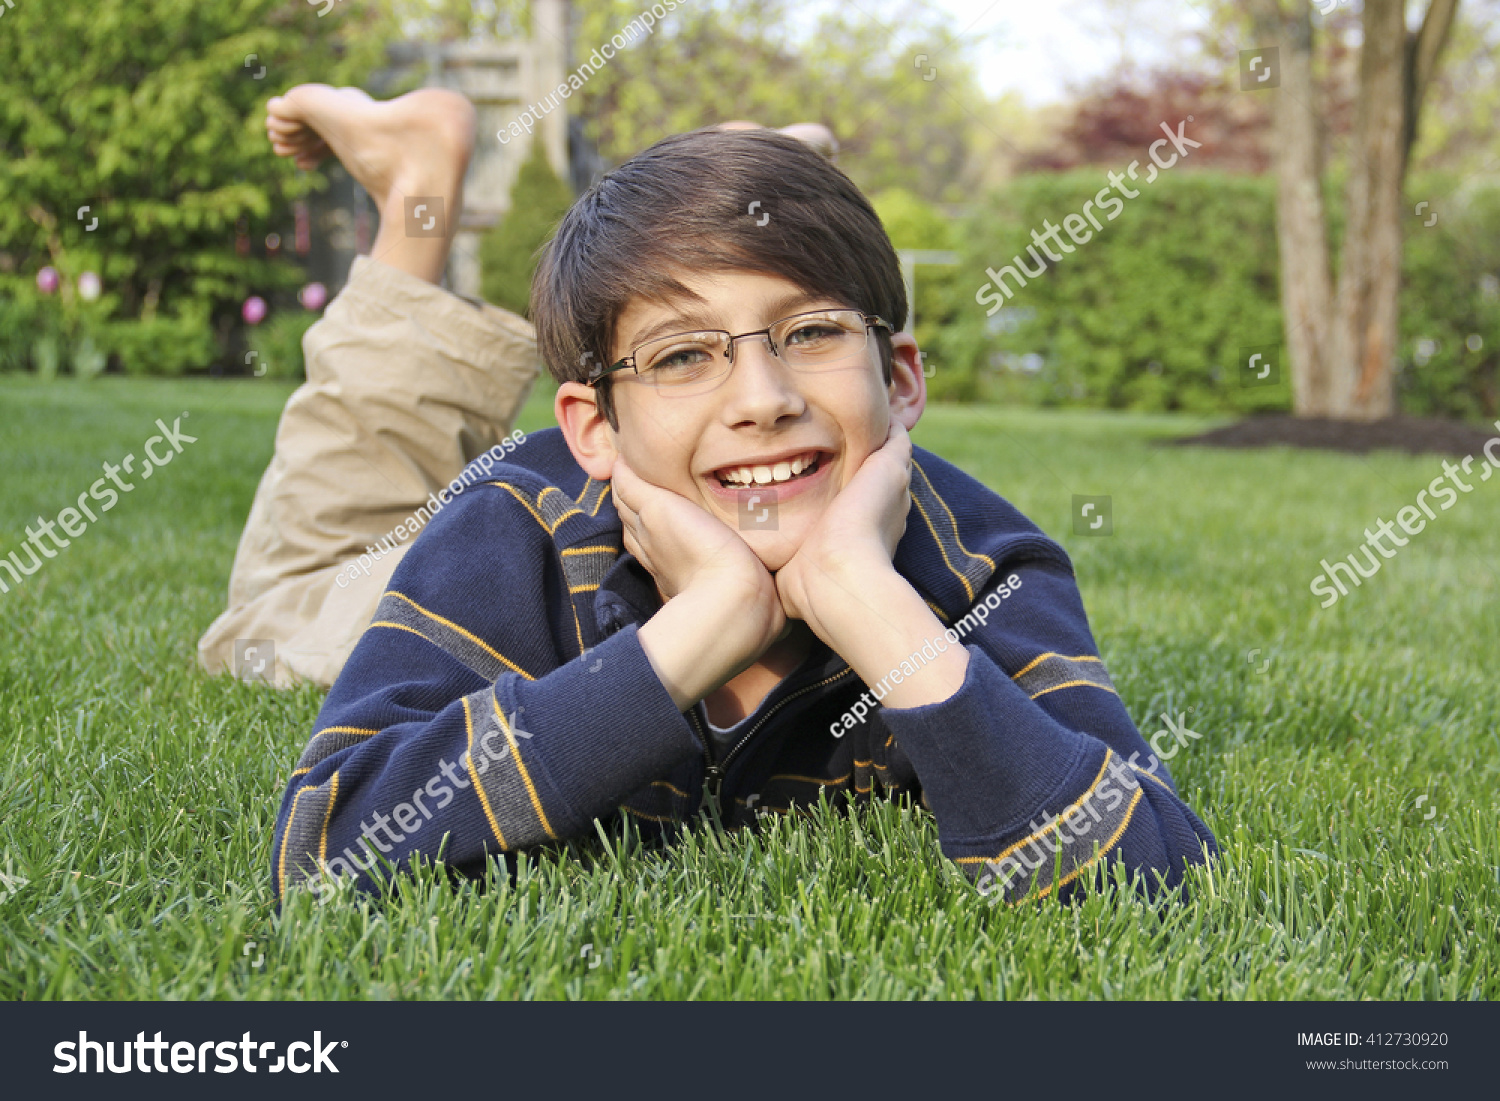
[36,267,60,294]
[298,282,328,311]
[242,296,268,325]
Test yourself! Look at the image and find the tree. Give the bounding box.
[0,0,387,374]
[1015,67,1273,174]
[1246,0,1461,420]
[478,136,574,317]
[1403,0,1500,175]
[570,0,993,203]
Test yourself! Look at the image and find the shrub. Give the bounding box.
[0,280,119,377]
[870,188,975,400]
[944,170,1283,413]
[1397,178,1500,420]
[479,139,574,318]
[245,310,320,381]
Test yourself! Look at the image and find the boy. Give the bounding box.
[257,86,1217,907]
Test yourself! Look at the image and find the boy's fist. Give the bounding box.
[774,419,913,637]
[611,456,784,657]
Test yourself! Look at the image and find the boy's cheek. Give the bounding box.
[619,450,697,503]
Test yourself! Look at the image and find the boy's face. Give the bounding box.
[560,268,925,572]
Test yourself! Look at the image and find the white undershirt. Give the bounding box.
[699,702,752,760]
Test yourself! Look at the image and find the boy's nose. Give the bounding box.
[719,335,804,421]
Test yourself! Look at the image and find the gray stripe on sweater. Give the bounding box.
[464,687,553,849]
[1012,653,1116,699]
[280,777,336,891]
[371,592,509,682]
[295,727,375,774]
[977,758,1140,903]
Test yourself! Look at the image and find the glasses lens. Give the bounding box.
[638,332,731,391]
[775,311,869,368]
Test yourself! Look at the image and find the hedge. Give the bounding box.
[930,169,1499,418]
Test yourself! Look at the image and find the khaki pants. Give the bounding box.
[197,255,542,689]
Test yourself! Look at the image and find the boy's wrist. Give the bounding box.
[813,570,969,710]
[794,554,903,640]
[638,579,777,710]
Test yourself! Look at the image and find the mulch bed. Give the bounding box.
[1169,414,1499,458]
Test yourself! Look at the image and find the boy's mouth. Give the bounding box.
[713,450,825,488]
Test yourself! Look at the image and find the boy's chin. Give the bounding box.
[738,527,804,573]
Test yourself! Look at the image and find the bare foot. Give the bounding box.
[712,119,839,161]
[777,123,838,161]
[265,84,478,283]
[266,84,475,207]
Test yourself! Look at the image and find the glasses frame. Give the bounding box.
[586,307,893,389]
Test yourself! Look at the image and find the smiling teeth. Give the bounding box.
[720,454,815,486]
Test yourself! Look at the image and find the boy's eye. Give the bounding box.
[783,321,846,349]
[646,342,719,376]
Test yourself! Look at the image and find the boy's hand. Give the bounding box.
[774,420,913,641]
[611,456,774,605]
[774,423,970,710]
[612,457,785,709]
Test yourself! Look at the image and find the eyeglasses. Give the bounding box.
[588,308,892,397]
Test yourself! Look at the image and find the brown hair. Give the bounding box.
[531,126,907,427]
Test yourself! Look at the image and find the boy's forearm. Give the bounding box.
[806,564,969,710]
[276,623,703,898]
[637,579,773,710]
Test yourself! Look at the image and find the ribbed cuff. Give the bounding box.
[499,624,703,826]
[877,646,1092,843]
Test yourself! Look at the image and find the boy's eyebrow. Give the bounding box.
[622,290,833,352]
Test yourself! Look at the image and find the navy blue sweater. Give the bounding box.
[273,428,1217,905]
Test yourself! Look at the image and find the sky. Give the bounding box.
[912,0,1214,104]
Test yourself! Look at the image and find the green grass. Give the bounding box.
[1,376,1496,999]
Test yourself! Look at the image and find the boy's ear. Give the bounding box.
[555,382,618,480]
[886,332,927,432]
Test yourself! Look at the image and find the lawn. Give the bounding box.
[0,376,1495,1000]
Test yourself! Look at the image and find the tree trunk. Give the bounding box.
[1405,0,1461,170]
[1255,0,1460,421]
[1251,0,1334,415]
[1328,0,1407,421]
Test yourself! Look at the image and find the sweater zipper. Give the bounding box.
[695,665,857,802]
[685,707,720,787]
